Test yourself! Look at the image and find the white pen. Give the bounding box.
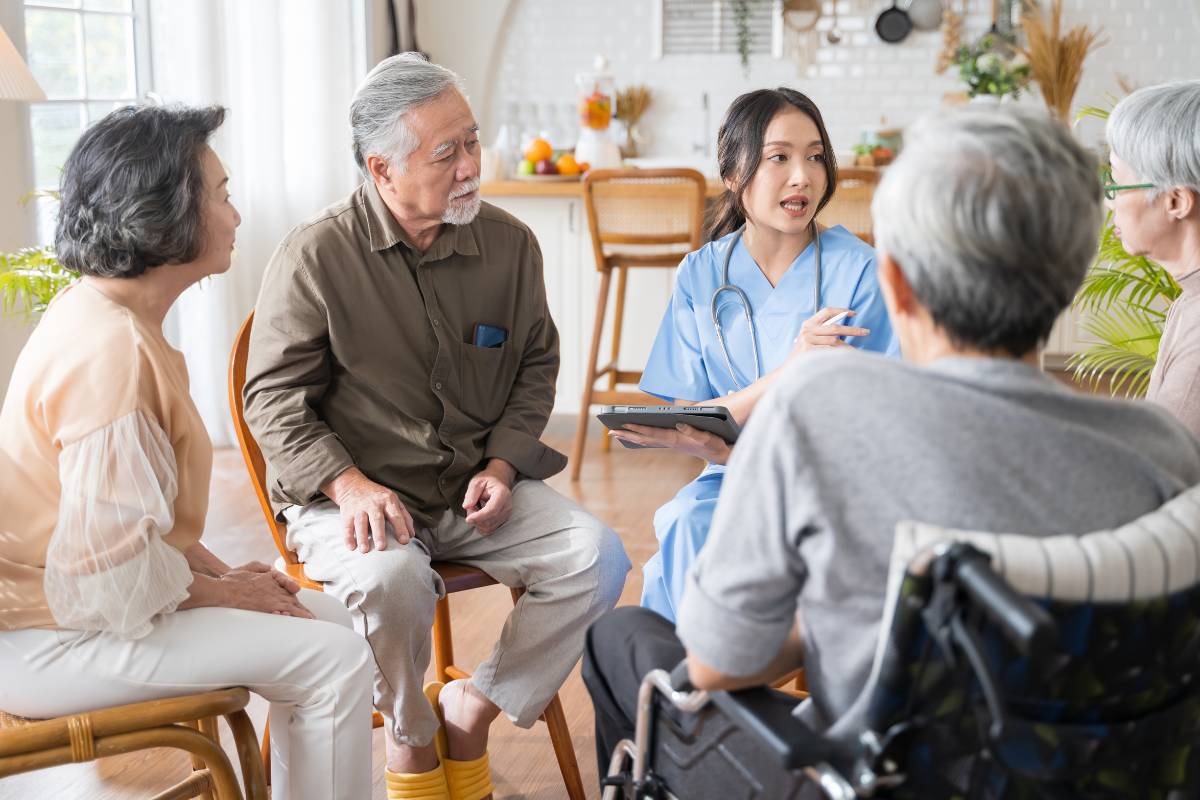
[795,310,860,345]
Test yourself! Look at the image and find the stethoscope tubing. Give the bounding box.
[710,222,823,391]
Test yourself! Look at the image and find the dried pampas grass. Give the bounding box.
[1019,0,1105,124]
[616,86,652,126]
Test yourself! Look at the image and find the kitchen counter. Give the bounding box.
[481,178,725,198]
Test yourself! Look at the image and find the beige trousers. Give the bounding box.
[284,479,630,747]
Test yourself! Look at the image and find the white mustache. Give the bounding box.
[450,179,480,200]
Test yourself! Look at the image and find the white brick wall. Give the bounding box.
[488,0,1200,159]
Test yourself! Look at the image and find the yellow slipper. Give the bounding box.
[423,682,450,761]
[425,681,495,800]
[384,686,453,800]
[444,753,494,800]
[384,762,449,800]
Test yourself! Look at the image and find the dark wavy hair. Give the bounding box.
[706,88,838,241]
[55,104,227,278]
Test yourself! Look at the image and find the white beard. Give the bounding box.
[443,179,482,225]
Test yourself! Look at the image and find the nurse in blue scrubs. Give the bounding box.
[609,88,899,622]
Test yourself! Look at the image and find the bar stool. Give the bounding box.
[821,166,881,245]
[569,168,708,481]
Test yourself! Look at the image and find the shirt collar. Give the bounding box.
[928,355,1057,388]
[1175,266,1200,294]
[362,180,481,261]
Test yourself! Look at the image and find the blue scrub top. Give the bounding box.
[639,225,899,406]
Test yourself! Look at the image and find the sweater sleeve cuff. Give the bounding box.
[483,426,567,480]
[275,433,355,505]
[676,569,794,678]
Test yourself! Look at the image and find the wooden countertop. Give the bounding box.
[481,179,725,198]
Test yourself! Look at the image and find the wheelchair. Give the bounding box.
[604,537,1200,799]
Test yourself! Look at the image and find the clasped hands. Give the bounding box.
[323,461,516,556]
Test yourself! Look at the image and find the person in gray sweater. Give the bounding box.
[1105,81,1200,437]
[582,104,1200,787]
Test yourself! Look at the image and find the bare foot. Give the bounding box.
[385,732,439,775]
[440,678,501,762]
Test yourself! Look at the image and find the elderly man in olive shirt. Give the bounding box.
[243,54,630,791]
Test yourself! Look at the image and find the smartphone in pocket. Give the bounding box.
[472,323,508,348]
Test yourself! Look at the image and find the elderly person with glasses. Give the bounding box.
[1105,80,1200,437]
[0,105,375,799]
[581,104,1200,792]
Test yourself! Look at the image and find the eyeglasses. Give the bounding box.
[1100,164,1155,200]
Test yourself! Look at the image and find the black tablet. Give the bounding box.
[596,405,740,448]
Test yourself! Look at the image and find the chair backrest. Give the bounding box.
[819,166,880,246]
[581,168,708,272]
[227,310,295,565]
[860,485,1200,799]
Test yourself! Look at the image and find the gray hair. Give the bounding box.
[871,105,1101,356]
[350,52,466,176]
[55,104,226,279]
[1108,80,1200,199]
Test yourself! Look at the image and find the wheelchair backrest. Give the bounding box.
[861,484,1200,799]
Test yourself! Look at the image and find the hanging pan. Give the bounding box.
[875,0,913,44]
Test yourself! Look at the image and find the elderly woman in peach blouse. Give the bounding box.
[0,105,372,799]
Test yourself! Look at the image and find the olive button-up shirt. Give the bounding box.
[243,181,566,529]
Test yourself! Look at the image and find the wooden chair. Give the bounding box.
[228,311,586,800]
[570,168,709,481]
[820,166,881,246]
[0,688,267,800]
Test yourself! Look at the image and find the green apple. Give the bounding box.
[517,159,534,176]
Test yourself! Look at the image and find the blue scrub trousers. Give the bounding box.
[640,468,724,623]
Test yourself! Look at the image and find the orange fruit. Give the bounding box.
[556,154,580,176]
[524,138,553,163]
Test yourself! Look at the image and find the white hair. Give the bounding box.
[1107,80,1200,199]
[350,52,466,176]
[872,105,1102,355]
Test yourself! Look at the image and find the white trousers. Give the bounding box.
[0,589,374,800]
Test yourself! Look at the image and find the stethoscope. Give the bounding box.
[710,222,823,391]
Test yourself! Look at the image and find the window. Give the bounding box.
[22,0,151,243]
[657,0,782,59]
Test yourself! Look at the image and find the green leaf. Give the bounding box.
[1068,203,1177,398]
[0,247,76,318]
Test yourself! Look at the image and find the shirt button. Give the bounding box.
[435,382,443,390]
[432,319,440,327]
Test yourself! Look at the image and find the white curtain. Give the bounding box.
[149,0,367,445]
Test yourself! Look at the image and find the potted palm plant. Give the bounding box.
[0,192,74,318]
[0,246,73,317]
[1068,104,1178,397]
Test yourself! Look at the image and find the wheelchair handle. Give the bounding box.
[940,544,1057,658]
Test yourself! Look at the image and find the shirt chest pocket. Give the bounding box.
[457,341,517,424]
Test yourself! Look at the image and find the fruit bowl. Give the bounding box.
[512,173,582,182]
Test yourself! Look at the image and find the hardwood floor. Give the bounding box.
[0,416,700,800]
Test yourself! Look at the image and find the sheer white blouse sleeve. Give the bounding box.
[43,408,194,640]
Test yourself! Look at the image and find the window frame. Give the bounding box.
[22,0,154,243]
[653,0,784,60]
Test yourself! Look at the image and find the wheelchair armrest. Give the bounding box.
[708,687,836,772]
